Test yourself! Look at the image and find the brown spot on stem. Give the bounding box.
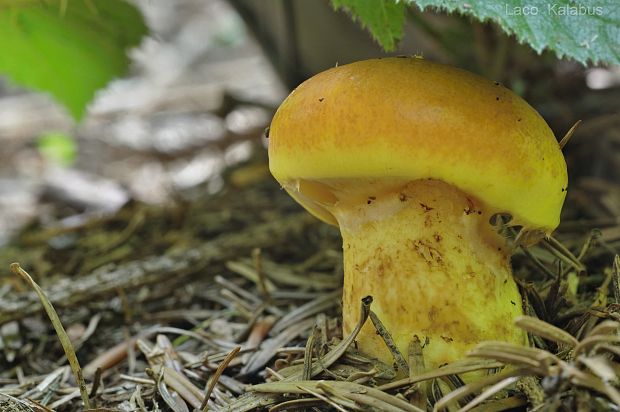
[464,197,475,215]
[420,203,433,212]
[409,239,443,266]
[424,214,433,227]
[428,306,438,322]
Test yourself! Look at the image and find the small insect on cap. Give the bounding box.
[268,57,567,233]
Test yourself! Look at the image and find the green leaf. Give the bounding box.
[37,131,77,166]
[411,0,620,65]
[331,0,407,51]
[333,0,620,65]
[0,0,147,120]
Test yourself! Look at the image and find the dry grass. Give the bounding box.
[0,133,619,411]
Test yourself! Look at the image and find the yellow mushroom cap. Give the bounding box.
[269,57,568,232]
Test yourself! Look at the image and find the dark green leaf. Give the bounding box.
[331,0,407,51]
[333,0,620,65]
[412,0,619,65]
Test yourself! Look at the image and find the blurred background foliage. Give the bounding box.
[0,0,147,120]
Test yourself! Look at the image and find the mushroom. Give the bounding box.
[268,57,567,368]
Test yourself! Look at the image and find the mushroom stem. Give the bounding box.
[331,180,526,368]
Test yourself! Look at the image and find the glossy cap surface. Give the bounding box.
[269,57,567,231]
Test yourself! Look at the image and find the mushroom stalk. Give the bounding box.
[331,180,526,368]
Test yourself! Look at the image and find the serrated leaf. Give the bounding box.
[0,0,147,120]
[411,0,619,65]
[336,0,619,65]
[332,0,406,51]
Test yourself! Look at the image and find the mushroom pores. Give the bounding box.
[268,57,567,368]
